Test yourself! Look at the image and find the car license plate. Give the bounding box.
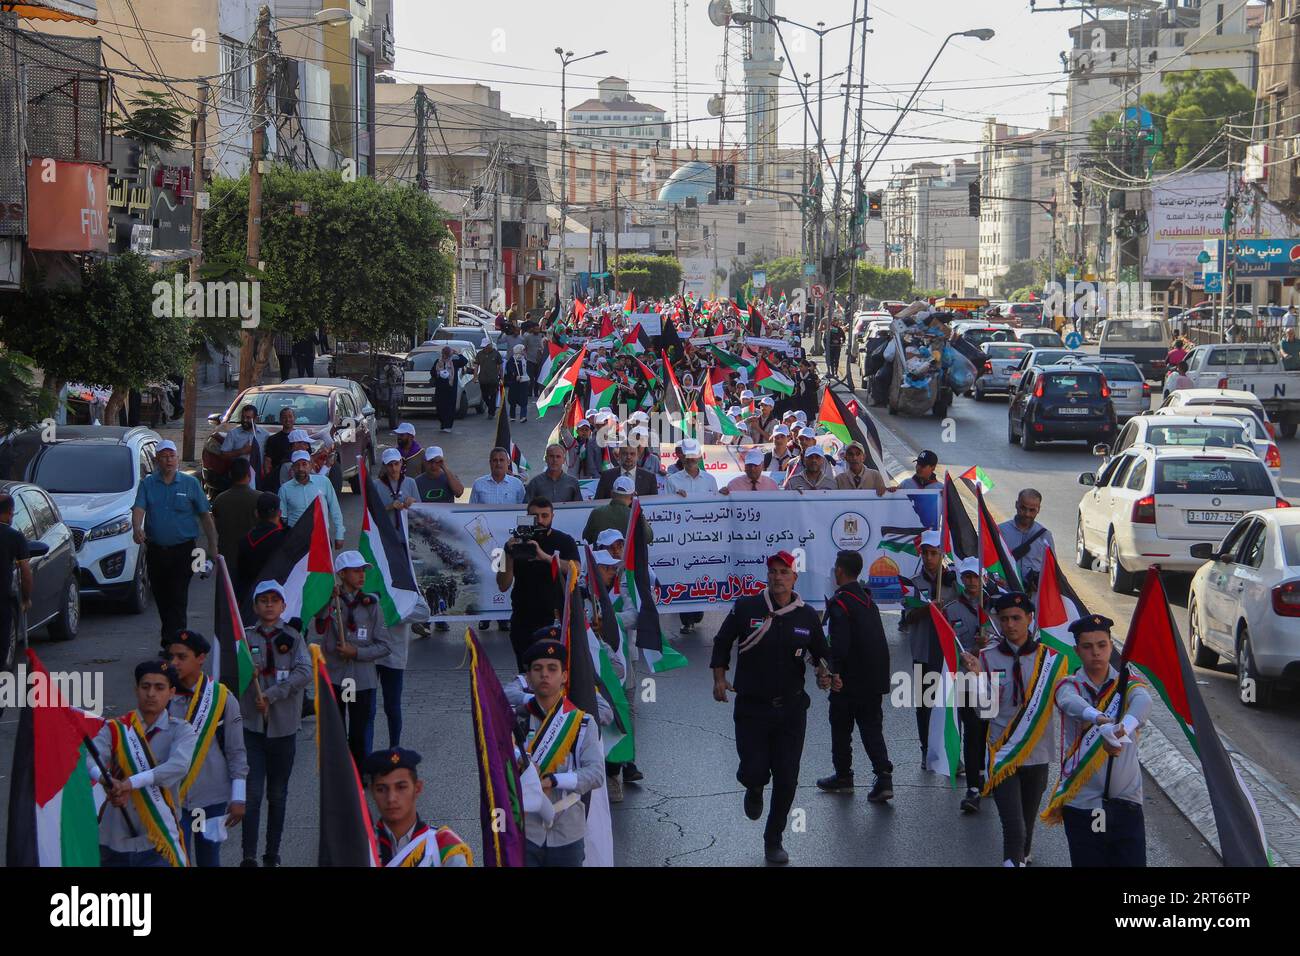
[1186,510,1243,524]
[407,395,433,403]
[1057,407,1090,415]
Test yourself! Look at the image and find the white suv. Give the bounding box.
[1076,444,1285,594]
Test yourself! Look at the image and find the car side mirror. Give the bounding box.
[1092,443,1110,456]
[1189,542,1216,560]
[207,413,222,424]
[27,541,49,558]
[362,405,375,416]
[1078,473,1096,486]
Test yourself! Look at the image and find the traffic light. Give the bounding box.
[968,179,980,217]
[1071,180,1083,208]
[868,190,883,219]
[715,163,736,201]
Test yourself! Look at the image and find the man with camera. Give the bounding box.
[495,496,580,672]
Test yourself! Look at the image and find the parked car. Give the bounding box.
[1076,446,1284,594]
[1180,343,1300,438]
[400,343,485,418]
[1154,405,1281,478]
[1188,508,1300,706]
[1075,357,1149,421]
[1098,315,1172,380]
[953,323,1014,349]
[1104,414,1255,461]
[1006,347,1088,391]
[1008,363,1116,450]
[0,479,80,669]
[1013,328,1064,348]
[283,377,378,440]
[1160,388,1276,439]
[203,383,375,497]
[0,426,158,612]
[973,342,1032,400]
[456,303,497,329]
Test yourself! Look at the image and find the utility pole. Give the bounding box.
[240,4,271,391]
[493,144,503,309]
[612,185,620,295]
[182,82,209,463]
[414,86,429,192]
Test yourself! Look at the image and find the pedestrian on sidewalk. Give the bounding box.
[273,334,293,382]
[211,458,261,585]
[475,337,502,417]
[505,344,531,422]
[432,348,466,433]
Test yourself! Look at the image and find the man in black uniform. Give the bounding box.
[495,497,579,671]
[815,551,894,802]
[712,550,834,864]
[825,320,846,378]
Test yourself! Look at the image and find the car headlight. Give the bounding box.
[88,515,132,541]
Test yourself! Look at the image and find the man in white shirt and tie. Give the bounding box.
[722,449,780,494]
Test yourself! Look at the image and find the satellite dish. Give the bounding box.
[707,94,726,116]
[707,0,734,28]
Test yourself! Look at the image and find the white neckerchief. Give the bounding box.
[737,589,806,654]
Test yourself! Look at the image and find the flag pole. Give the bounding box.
[82,733,139,838]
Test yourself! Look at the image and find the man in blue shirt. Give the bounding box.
[131,440,219,642]
[278,450,345,548]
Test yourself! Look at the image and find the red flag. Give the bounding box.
[624,289,637,313]
[598,312,614,338]
[574,298,587,323]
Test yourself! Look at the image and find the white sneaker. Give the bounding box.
[607,774,624,803]
[1002,858,1017,867]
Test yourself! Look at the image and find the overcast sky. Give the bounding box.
[392,0,1080,186]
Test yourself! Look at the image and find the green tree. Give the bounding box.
[1089,69,1254,172]
[837,261,914,300]
[747,256,805,298]
[613,254,682,299]
[0,351,56,434]
[994,260,1038,298]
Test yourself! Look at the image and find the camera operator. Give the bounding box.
[495,496,580,672]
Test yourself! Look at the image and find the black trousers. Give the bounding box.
[146,540,195,641]
[435,385,456,429]
[829,690,892,777]
[337,689,376,769]
[734,692,809,843]
[527,360,542,397]
[508,382,530,420]
[826,347,842,376]
[914,659,940,754]
[991,762,1049,864]
[277,354,292,381]
[242,730,296,861]
[961,705,988,793]
[1062,799,1147,867]
[482,381,499,417]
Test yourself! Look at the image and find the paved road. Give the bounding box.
[0,389,1220,866]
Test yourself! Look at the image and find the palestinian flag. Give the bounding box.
[312,644,380,867]
[558,558,599,716]
[708,345,754,378]
[898,574,930,610]
[943,473,979,563]
[624,498,687,673]
[359,461,421,627]
[924,603,963,786]
[588,375,617,411]
[630,354,660,388]
[214,554,254,695]
[494,386,529,474]
[547,394,586,449]
[536,346,586,418]
[5,650,104,867]
[539,341,574,386]
[259,495,336,626]
[660,350,689,430]
[747,302,764,337]
[574,298,587,324]
[622,323,653,355]
[960,465,995,494]
[975,485,1022,592]
[1034,547,1084,668]
[466,628,526,866]
[624,290,637,314]
[754,356,794,396]
[817,386,888,475]
[1121,569,1271,867]
[702,370,744,438]
[598,312,615,338]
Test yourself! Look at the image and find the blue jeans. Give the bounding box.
[243,730,296,862]
[367,665,405,751]
[525,838,585,867]
[100,846,169,867]
[182,801,228,867]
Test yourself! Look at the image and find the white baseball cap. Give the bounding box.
[761,396,775,406]
[781,410,798,420]
[593,550,622,567]
[287,429,310,444]
[381,448,402,465]
[576,419,592,430]
[595,529,624,548]
[680,438,702,458]
[794,411,808,422]
[957,556,982,577]
[741,389,755,400]
[290,450,312,464]
[728,405,743,417]
[772,425,790,437]
[253,581,287,603]
[156,440,177,454]
[424,445,444,461]
[919,530,943,550]
[628,427,649,443]
[393,422,416,436]
[612,475,636,495]
[803,446,825,459]
[334,550,371,573]
[744,449,766,467]
[629,410,650,423]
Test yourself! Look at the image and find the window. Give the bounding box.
[1215,4,1225,36]
[1154,459,1273,496]
[1110,455,1136,487]
[1125,459,1148,491]
[9,496,35,541]
[219,35,250,105]
[737,241,746,255]
[737,212,746,225]
[1239,523,1268,569]
[21,489,56,537]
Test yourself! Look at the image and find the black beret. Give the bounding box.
[361,747,422,777]
[1068,614,1114,636]
[522,637,567,669]
[165,629,211,655]
[134,660,178,688]
[992,591,1031,613]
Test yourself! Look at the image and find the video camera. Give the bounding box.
[508,514,547,559]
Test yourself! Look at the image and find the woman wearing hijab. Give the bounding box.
[504,343,532,422]
[433,346,466,433]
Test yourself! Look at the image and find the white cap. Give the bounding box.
[741,389,754,400]
[481,337,491,348]
[728,405,742,416]
[156,440,177,454]
[393,423,416,436]
[744,449,766,467]
[680,438,702,458]
[334,550,371,573]
[595,529,624,547]
[782,410,798,420]
[424,445,444,461]
[794,425,812,437]
[803,445,825,459]
[253,581,287,603]
[772,425,790,437]
[919,530,943,550]
[381,448,402,465]
[612,475,636,495]
[576,419,592,430]
[287,429,310,444]
[593,550,622,567]
[794,411,808,422]
[628,427,649,443]
[957,556,982,577]
[629,410,650,423]
[290,450,312,464]
[761,396,775,406]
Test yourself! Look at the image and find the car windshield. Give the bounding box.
[1032,350,1074,365]
[984,344,1030,360]
[1009,304,1041,317]
[32,445,134,494]
[240,392,330,425]
[1089,362,1143,382]
[1146,424,1249,448]
[1019,332,1062,347]
[1105,321,1165,342]
[1043,373,1103,397]
[960,329,1005,347]
[1154,459,1273,496]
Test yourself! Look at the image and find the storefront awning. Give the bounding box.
[2,1,97,23]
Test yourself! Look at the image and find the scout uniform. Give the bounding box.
[1046,614,1153,867]
[943,560,991,808]
[360,748,473,867]
[166,630,248,868]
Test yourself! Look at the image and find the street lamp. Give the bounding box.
[556,47,607,309]
[311,7,353,25]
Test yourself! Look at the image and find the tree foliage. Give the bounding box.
[994,260,1038,298]
[0,350,56,433]
[614,254,683,299]
[203,168,454,345]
